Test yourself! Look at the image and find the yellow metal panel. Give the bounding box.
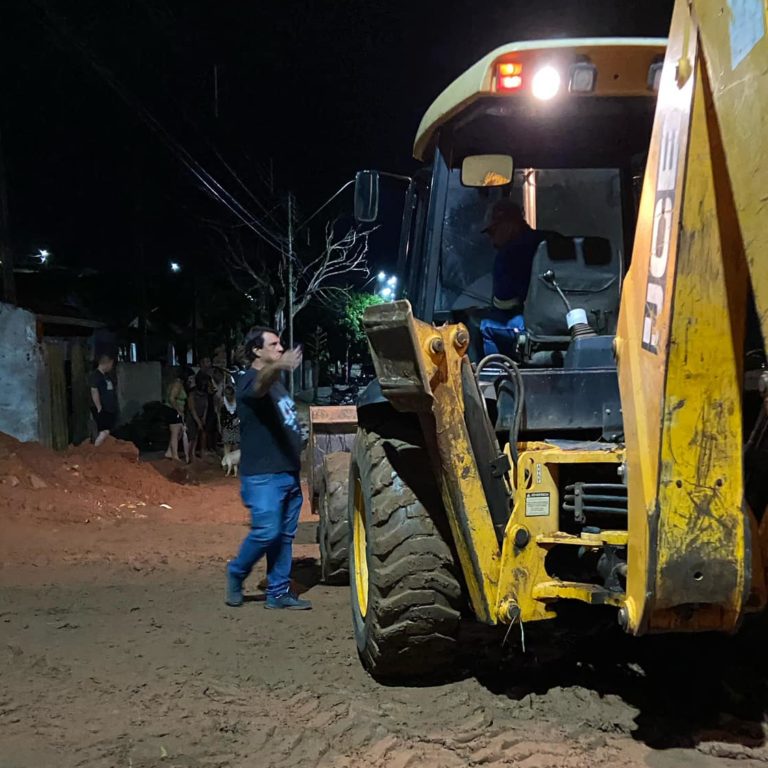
[496,444,624,623]
[415,320,502,623]
[693,1,768,346]
[533,582,624,607]
[650,55,749,631]
[616,0,698,632]
[537,531,629,547]
[363,301,501,623]
[618,0,751,633]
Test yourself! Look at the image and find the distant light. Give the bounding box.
[38,249,50,264]
[170,261,181,273]
[380,287,393,299]
[386,276,397,287]
[532,66,561,101]
[377,271,386,281]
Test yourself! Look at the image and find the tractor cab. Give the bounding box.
[356,37,666,441]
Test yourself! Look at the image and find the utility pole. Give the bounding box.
[287,191,295,395]
[191,259,198,364]
[134,144,148,361]
[0,127,16,305]
[213,65,219,119]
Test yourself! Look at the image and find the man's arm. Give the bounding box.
[249,349,302,398]
[90,387,102,412]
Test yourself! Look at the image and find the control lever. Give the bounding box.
[540,269,596,339]
[542,270,572,311]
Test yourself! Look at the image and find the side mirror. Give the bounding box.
[461,154,514,187]
[354,170,380,222]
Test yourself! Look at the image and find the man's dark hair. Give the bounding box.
[98,354,114,365]
[244,326,279,362]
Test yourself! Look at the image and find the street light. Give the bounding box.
[38,249,50,264]
[170,261,181,273]
[375,271,398,301]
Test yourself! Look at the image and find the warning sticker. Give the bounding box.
[525,492,550,517]
[729,0,765,70]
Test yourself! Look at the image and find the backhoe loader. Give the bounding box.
[315,0,768,679]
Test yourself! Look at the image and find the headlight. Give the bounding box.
[531,66,561,101]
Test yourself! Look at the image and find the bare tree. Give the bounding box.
[217,218,377,331]
[214,225,275,324]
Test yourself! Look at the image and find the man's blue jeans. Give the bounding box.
[227,472,303,598]
[480,312,525,357]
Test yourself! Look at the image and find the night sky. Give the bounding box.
[1,0,674,322]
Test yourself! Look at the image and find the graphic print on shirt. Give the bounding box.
[276,394,301,438]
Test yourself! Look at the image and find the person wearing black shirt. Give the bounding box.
[225,327,310,610]
[88,354,118,447]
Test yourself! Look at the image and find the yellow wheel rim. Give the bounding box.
[352,476,369,618]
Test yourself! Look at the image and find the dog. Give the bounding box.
[221,448,241,477]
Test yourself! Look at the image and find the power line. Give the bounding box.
[30,0,287,254]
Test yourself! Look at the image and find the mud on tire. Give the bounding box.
[349,423,463,680]
[318,452,351,585]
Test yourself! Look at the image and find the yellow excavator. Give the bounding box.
[310,0,768,679]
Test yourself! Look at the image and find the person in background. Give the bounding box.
[480,199,545,357]
[204,372,220,454]
[198,356,213,381]
[163,374,189,462]
[195,356,217,456]
[186,372,209,463]
[218,384,240,455]
[89,354,118,447]
[225,326,309,610]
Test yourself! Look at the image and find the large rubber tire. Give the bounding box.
[349,423,463,680]
[318,452,351,585]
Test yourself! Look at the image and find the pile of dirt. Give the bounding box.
[0,432,189,524]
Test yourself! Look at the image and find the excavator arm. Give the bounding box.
[617,0,767,633]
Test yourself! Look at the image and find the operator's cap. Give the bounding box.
[481,198,524,233]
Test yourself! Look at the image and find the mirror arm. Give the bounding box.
[295,179,356,233]
[379,171,412,184]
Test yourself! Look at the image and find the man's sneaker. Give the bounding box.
[265,591,312,610]
[225,571,244,607]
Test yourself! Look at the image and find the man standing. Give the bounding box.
[89,354,118,447]
[225,327,310,610]
[480,199,544,356]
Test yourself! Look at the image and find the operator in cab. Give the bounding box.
[480,198,544,357]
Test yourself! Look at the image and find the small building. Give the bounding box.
[1,301,102,449]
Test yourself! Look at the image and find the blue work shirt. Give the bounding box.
[492,227,544,310]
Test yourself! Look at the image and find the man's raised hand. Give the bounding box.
[278,347,303,371]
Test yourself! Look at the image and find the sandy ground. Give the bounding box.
[2,434,768,767]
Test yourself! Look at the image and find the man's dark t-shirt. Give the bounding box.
[88,369,117,413]
[493,227,545,310]
[237,368,303,476]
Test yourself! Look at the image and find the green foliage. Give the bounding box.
[341,291,383,346]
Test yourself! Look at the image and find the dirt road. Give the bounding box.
[2,436,768,767]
